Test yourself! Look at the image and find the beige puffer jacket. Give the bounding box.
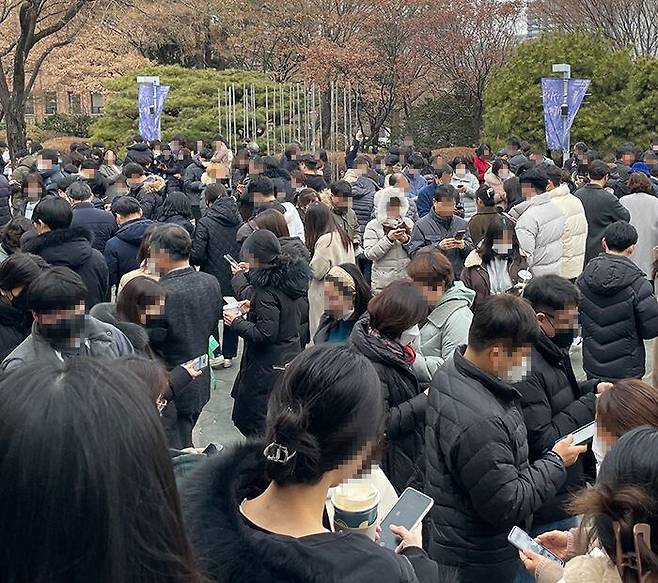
[550,184,588,280]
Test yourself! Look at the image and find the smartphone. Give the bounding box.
[454,230,466,241]
[378,487,434,550]
[223,254,240,269]
[508,526,565,566]
[223,296,238,306]
[555,421,596,446]
[184,353,209,370]
[202,443,224,456]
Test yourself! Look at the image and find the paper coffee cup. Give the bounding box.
[331,482,380,539]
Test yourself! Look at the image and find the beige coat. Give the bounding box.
[308,232,355,338]
[536,548,621,583]
[550,184,588,280]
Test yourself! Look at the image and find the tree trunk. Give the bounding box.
[5,99,27,164]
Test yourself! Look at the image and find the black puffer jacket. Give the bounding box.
[230,258,311,437]
[0,175,12,227]
[103,218,155,287]
[23,226,109,308]
[577,253,658,380]
[351,176,377,234]
[191,196,242,295]
[0,300,32,361]
[181,441,440,583]
[183,156,205,207]
[349,316,425,493]
[70,202,117,253]
[513,332,597,525]
[124,142,154,168]
[425,347,567,583]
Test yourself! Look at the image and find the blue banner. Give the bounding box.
[138,83,170,141]
[541,78,590,150]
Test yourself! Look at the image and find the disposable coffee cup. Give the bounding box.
[331,482,380,540]
[518,269,533,284]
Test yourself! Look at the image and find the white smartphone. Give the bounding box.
[184,353,208,370]
[223,254,240,269]
[555,421,596,446]
[508,526,565,566]
[378,487,434,550]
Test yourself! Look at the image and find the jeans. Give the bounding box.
[514,516,579,583]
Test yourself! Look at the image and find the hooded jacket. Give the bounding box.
[237,201,305,249]
[349,316,426,493]
[23,226,109,308]
[158,194,195,237]
[425,347,567,583]
[363,188,414,293]
[513,332,597,525]
[549,184,587,279]
[0,175,11,227]
[230,258,311,437]
[181,441,440,583]
[103,218,155,287]
[412,282,474,384]
[344,168,377,233]
[191,196,243,294]
[514,191,566,276]
[70,202,117,253]
[124,142,154,167]
[577,254,658,380]
[450,173,479,220]
[183,156,207,207]
[1,316,133,370]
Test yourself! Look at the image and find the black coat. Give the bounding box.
[230,259,311,437]
[160,214,195,238]
[574,184,630,264]
[513,333,597,525]
[0,175,12,227]
[157,267,222,414]
[71,202,117,253]
[23,226,109,308]
[124,143,154,167]
[0,300,32,361]
[424,347,566,583]
[103,218,155,286]
[349,316,425,493]
[577,254,658,380]
[191,197,242,294]
[183,157,205,207]
[181,441,440,583]
[129,184,163,220]
[351,176,377,233]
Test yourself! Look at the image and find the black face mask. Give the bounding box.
[38,314,86,346]
[10,294,30,311]
[552,328,577,351]
[145,316,169,348]
[333,206,347,216]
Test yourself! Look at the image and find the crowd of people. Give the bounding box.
[2,131,658,582]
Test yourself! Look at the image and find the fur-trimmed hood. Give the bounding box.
[250,256,310,300]
[23,226,94,270]
[374,186,410,223]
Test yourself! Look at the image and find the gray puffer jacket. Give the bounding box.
[514,192,565,276]
[413,282,474,384]
[363,187,414,293]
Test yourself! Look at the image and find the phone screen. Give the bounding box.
[556,421,596,446]
[454,230,466,240]
[184,353,208,370]
[507,527,565,565]
[378,487,434,550]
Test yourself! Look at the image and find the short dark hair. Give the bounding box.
[247,175,274,197]
[368,280,428,339]
[32,197,73,230]
[27,266,87,312]
[407,248,454,289]
[0,252,48,292]
[66,181,93,202]
[468,295,539,351]
[519,166,549,192]
[407,153,425,169]
[476,184,496,207]
[133,133,144,143]
[545,165,562,187]
[628,172,652,194]
[38,149,59,164]
[111,196,142,217]
[299,154,318,170]
[57,174,79,193]
[204,182,227,205]
[330,180,352,198]
[150,224,192,261]
[524,275,580,313]
[435,164,453,177]
[353,155,371,168]
[79,159,99,170]
[603,221,637,252]
[491,159,510,176]
[588,160,610,181]
[433,183,457,202]
[116,276,168,326]
[507,136,522,149]
[122,163,145,178]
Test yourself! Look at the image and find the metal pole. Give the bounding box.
[343,85,348,153]
[217,87,221,134]
[265,84,270,154]
[562,70,571,166]
[224,83,229,148]
[303,82,309,151]
[289,84,294,145]
[348,81,353,140]
[318,84,323,151]
[280,84,285,147]
[272,83,277,153]
[232,83,237,149]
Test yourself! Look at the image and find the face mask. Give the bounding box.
[2,151,9,163]
[499,170,510,180]
[551,328,577,350]
[333,205,347,216]
[455,169,467,178]
[399,324,420,347]
[38,314,86,345]
[499,355,530,384]
[492,243,513,256]
[37,163,47,172]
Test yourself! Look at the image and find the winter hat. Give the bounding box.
[631,161,652,177]
[244,229,281,267]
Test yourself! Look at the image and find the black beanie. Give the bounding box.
[244,229,281,267]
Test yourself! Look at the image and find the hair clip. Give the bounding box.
[614,522,653,580]
[263,442,296,464]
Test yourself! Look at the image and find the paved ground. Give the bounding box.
[193,339,655,449]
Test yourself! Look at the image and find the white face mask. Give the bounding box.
[455,168,467,178]
[499,170,510,180]
[492,243,513,255]
[37,163,47,172]
[399,324,420,347]
[2,151,9,163]
[499,355,530,384]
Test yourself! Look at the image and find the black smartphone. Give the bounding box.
[378,487,434,550]
[454,230,466,240]
[555,421,596,446]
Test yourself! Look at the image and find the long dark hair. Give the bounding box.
[117,276,168,325]
[0,358,203,583]
[326,262,372,322]
[254,208,290,238]
[159,191,192,220]
[304,203,351,254]
[479,216,522,264]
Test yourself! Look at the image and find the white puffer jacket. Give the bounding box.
[363,187,414,293]
[515,191,566,277]
[550,184,588,279]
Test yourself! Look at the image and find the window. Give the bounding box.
[90,93,103,114]
[45,93,57,115]
[24,96,35,116]
[68,92,81,114]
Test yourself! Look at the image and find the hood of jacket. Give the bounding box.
[582,254,643,295]
[427,282,475,327]
[0,298,31,328]
[548,183,571,201]
[342,168,361,184]
[23,226,93,269]
[183,441,353,583]
[349,315,409,369]
[206,196,242,228]
[374,186,409,222]
[279,236,311,262]
[127,142,151,153]
[249,257,310,300]
[115,218,154,245]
